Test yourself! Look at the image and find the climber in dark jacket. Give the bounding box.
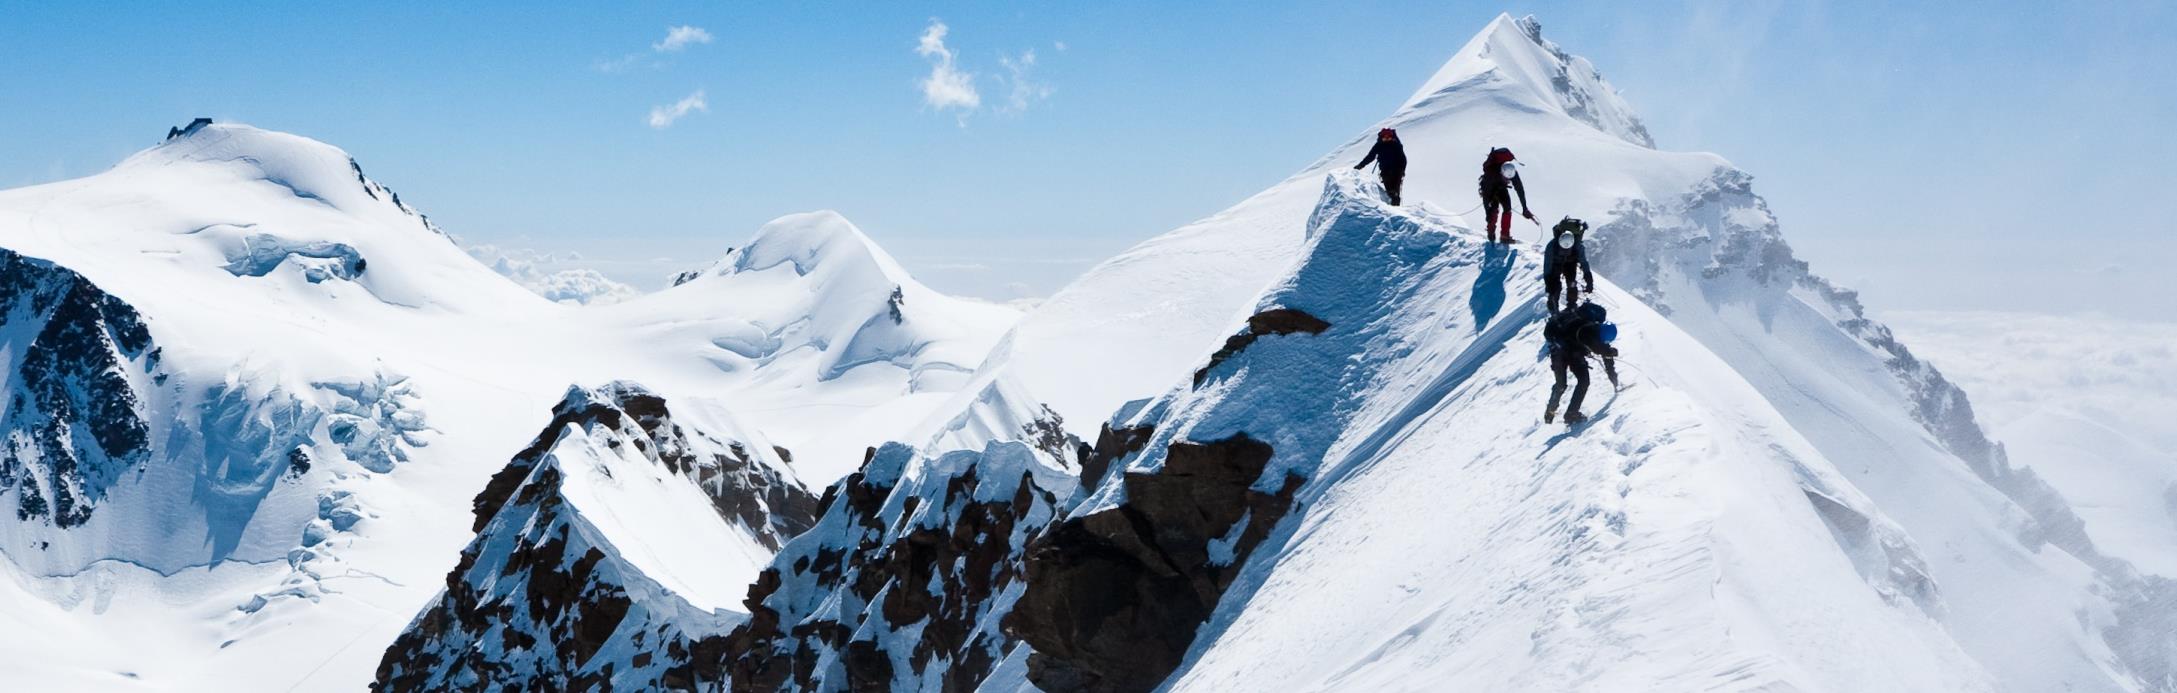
[1544,302,1619,425]
[1542,218,1594,313]
[1479,147,1534,243]
[1354,128,1408,205]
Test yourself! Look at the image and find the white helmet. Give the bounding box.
[1556,233,1576,249]
[1501,162,1519,179]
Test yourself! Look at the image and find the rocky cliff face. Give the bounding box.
[0,248,161,528]
[725,440,1075,691]
[375,382,818,691]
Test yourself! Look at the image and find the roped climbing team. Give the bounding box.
[1354,132,1620,425]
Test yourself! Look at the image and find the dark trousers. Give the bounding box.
[1381,171,1404,205]
[1545,266,1581,312]
[1549,349,1590,416]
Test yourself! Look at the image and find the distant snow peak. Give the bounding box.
[1404,13,1654,149]
[377,380,818,690]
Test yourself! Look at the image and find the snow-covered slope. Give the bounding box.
[966,13,2170,692]
[0,123,1013,690]
[375,382,816,690]
[999,174,1992,692]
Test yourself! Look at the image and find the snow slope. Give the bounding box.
[1004,174,1994,692]
[975,13,2170,692]
[0,123,1013,690]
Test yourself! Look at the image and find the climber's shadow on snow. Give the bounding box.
[1468,243,1512,332]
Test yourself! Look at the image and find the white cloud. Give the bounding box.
[1053,40,1068,52]
[597,24,714,73]
[998,49,1053,113]
[464,244,642,305]
[654,25,714,53]
[647,89,709,129]
[916,19,980,116]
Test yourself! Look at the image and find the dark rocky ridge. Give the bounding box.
[725,440,1075,691]
[375,382,818,691]
[0,248,161,528]
[1008,433,1302,693]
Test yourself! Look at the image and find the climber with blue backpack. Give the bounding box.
[1543,217,1594,313]
[1543,302,1619,425]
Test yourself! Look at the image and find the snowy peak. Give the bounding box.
[733,211,913,282]
[129,122,442,230]
[1405,14,1654,148]
[378,381,819,690]
[1004,173,1994,692]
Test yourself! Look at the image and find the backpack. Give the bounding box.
[1552,217,1588,242]
[1546,303,1609,351]
[1543,309,1588,346]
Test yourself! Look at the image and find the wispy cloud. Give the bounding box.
[997,49,1053,113]
[598,24,716,73]
[654,25,714,53]
[917,19,980,118]
[648,89,709,129]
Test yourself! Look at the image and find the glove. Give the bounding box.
[1352,163,1363,170]
[1522,210,1537,221]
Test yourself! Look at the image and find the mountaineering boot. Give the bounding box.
[1563,411,1588,425]
[1545,383,1566,423]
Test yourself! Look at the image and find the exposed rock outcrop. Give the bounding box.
[726,441,1075,691]
[0,248,161,528]
[375,382,817,691]
[1010,433,1301,692]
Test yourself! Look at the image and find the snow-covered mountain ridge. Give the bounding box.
[0,122,1014,689]
[752,12,2173,693]
[374,382,816,690]
[3,11,2171,693]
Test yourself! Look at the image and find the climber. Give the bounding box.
[1479,147,1535,243]
[1354,128,1408,205]
[1542,217,1595,313]
[1543,302,1619,425]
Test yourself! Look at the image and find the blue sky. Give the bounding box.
[2,1,2171,314]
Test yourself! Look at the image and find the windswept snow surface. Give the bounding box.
[0,124,1012,690]
[980,12,2165,692]
[1007,174,1992,691]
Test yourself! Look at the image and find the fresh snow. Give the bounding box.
[974,12,2167,692]
[0,123,1013,689]
[2,11,2169,693]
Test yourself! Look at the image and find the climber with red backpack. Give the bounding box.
[1479,147,1535,243]
[1354,128,1408,205]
